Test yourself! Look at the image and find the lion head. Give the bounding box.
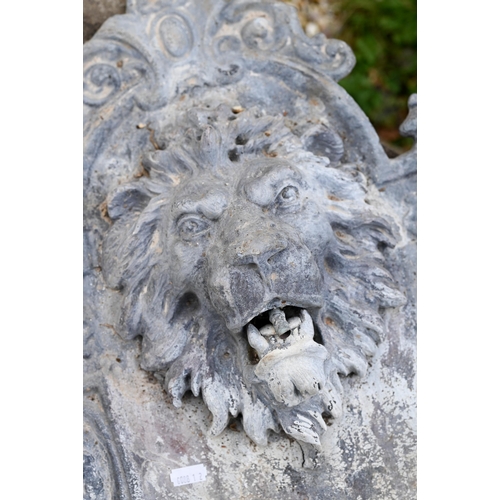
[101,104,405,447]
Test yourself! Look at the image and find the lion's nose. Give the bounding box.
[234,232,288,269]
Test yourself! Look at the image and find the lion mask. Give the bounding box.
[101,104,405,447]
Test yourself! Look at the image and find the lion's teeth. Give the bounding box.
[299,309,315,339]
[269,308,291,335]
[247,324,269,357]
[296,414,313,427]
[308,410,327,431]
[249,309,313,356]
[259,324,276,336]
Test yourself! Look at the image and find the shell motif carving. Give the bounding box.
[157,14,193,58]
[83,44,150,108]
[210,0,355,81]
[240,14,286,52]
[214,2,288,55]
[128,0,190,16]
[83,63,122,107]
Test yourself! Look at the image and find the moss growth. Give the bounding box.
[334,0,417,149]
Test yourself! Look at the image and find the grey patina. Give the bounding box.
[84,1,417,498]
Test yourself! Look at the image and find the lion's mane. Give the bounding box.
[101,105,405,445]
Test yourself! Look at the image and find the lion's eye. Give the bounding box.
[178,216,209,241]
[277,185,299,205]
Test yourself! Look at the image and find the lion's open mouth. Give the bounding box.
[246,306,317,359]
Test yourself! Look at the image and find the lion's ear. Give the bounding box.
[101,184,152,289]
[106,184,151,220]
[301,124,344,165]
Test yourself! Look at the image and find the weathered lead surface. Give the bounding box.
[83,1,416,498]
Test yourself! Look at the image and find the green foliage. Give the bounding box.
[334,0,417,148]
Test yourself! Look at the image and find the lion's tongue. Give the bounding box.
[247,308,314,358]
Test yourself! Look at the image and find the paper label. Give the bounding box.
[170,464,207,487]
